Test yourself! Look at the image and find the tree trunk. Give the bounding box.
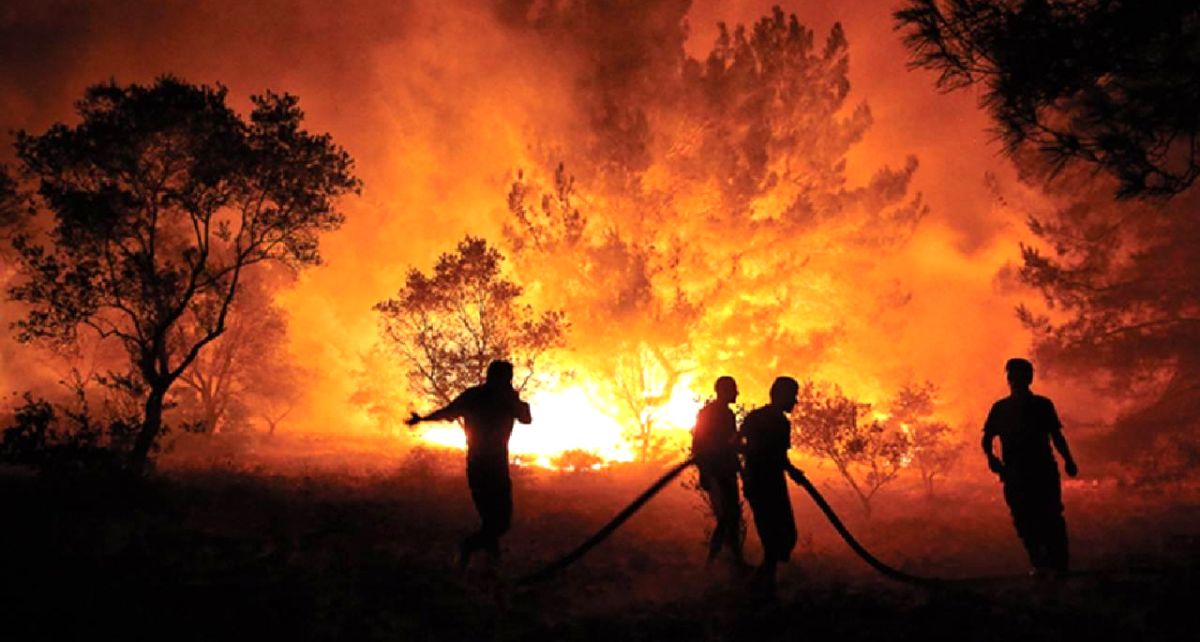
[836,461,873,518]
[202,395,219,435]
[923,472,936,499]
[129,385,167,473]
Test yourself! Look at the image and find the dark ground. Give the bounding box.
[1,435,1197,641]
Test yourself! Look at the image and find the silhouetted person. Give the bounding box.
[983,358,1078,578]
[740,376,804,596]
[408,360,532,568]
[692,376,746,568]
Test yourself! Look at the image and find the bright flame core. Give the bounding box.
[411,380,703,469]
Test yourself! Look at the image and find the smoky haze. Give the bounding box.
[0,0,1119,457]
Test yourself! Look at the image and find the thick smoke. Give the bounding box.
[0,1,1101,462]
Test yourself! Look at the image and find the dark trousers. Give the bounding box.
[1003,466,1068,571]
[701,468,743,561]
[744,471,796,564]
[463,457,512,556]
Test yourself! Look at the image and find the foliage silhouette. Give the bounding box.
[896,0,1200,199]
[791,381,910,516]
[372,236,565,410]
[4,76,359,471]
[888,381,962,497]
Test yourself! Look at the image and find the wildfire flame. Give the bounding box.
[411,378,703,469]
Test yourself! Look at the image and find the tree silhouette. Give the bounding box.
[372,236,565,410]
[896,0,1200,199]
[791,381,911,516]
[174,275,300,435]
[1013,170,1200,457]
[4,77,359,471]
[887,381,961,497]
[0,167,26,231]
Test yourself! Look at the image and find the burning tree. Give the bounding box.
[792,382,911,516]
[887,381,962,497]
[4,77,359,471]
[371,236,566,411]
[611,343,690,463]
[505,7,925,432]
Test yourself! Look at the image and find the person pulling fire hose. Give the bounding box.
[517,376,940,588]
[515,454,939,587]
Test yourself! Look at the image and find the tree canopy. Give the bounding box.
[372,236,566,410]
[5,76,359,469]
[506,7,925,414]
[896,0,1200,199]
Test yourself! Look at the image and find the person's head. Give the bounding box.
[769,376,800,413]
[485,360,515,387]
[1005,358,1034,392]
[714,376,738,404]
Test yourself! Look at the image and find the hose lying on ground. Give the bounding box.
[517,459,944,587]
[516,458,696,586]
[788,471,941,586]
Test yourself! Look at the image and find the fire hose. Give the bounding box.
[516,457,942,587]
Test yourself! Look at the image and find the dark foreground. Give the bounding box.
[1,438,1197,641]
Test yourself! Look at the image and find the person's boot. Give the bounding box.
[457,538,474,572]
[706,530,723,566]
[749,562,777,600]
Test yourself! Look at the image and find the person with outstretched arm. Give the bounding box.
[408,360,532,569]
[740,376,805,596]
[982,357,1078,578]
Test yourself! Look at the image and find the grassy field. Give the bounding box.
[1,434,1196,641]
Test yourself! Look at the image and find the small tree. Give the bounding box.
[372,236,565,410]
[610,343,689,463]
[888,381,962,497]
[175,276,299,435]
[792,382,911,516]
[4,77,359,471]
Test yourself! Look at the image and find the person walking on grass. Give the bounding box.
[692,375,748,568]
[408,360,532,569]
[740,376,805,596]
[983,358,1078,579]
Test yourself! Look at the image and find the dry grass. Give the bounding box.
[1,434,1196,641]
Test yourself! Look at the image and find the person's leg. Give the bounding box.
[1042,476,1068,573]
[746,489,773,573]
[474,460,512,557]
[486,470,513,556]
[1004,479,1043,570]
[461,461,489,568]
[752,557,778,597]
[776,489,797,564]
[700,482,720,561]
[718,475,746,565]
[747,479,789,596]
[747,496,777,595]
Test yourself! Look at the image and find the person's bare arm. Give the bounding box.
[1051,429,1078,477]
[777,418,804,482]
[982,410,1005,477]
[407,397,464,426]
[515,399,532,425]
